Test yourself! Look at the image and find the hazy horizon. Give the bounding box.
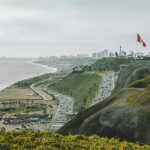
[0,0,149,57]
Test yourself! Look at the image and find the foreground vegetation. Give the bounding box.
[0,130,149,150]
[49,71,101,110]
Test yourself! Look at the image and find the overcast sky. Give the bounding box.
[0,0,149,57]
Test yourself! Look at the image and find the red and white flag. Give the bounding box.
[137,33,146,47]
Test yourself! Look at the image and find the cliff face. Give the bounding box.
[58,62,150,145]
[58,88,150,144]
[115,60,150,89]
[79,107,150,143]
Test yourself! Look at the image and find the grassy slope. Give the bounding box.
[84,57,135,72]
[58,88,150,144]
[128,76,150,88]
[115,60,150,89]
[127,89,150,107]
[58,59,150,144]
[0,130,149,150]
[49,71,101,110]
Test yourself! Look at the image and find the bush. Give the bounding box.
[0,130,149,150]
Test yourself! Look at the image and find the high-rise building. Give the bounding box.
[92,53,98,59]
[92,49,109,59]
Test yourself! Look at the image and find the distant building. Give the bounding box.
[115,51,119,57]
[119,50,127,57]
[92,49,109,59]
[60,55,69,59]
[109,52,115,57]
[92,53,98,59]
[127,51,135,58]
[77,54,89,58]
[73,66,83,72]
[60,55,76,59]
[48,56,58,59]
[126,51,144,58]
[135,52,144,58]
[92,52,97,59]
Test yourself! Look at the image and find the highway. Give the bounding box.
[41,85,74,131]
[30,82,57,114]
[37,72,114,130]
[92,72,115,106]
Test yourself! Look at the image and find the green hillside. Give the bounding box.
[115,60,150,89]
[0,130,149,150]
[49,71,101,110]
[127,89,150,107]
[128,76,150,88]
[82,57,135,72]
[58,60,150,145]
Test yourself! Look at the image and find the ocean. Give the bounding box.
[0,60,57,91]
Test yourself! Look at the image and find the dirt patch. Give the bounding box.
[0,87,42,100]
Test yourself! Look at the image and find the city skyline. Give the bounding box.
[0,0,149,57]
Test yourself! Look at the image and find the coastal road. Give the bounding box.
[30,72,114,130]
[41,85,74,131]
[30,82,57,114]
[92,72,115,106]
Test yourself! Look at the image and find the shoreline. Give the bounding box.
[32,61,63,72]
[0,60,58,92]
[27,60,59,72]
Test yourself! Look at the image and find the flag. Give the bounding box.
[137,33,146,47]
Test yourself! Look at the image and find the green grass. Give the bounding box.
[0,130,149,150]
[127,90,150,106]
[128,76,150,88]
[49,71,101,110]
[15,73,53,88]
[83,57,135,72]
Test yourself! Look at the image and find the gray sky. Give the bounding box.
[0,0,149,57]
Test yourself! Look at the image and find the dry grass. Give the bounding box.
[109,88,145,107]
[0,87,42,101]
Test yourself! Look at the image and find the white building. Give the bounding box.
[92,53,98,59]
[127,51,135,57]
[119,51,127,57]
[92,49,109,59]
[127,51,145,58]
